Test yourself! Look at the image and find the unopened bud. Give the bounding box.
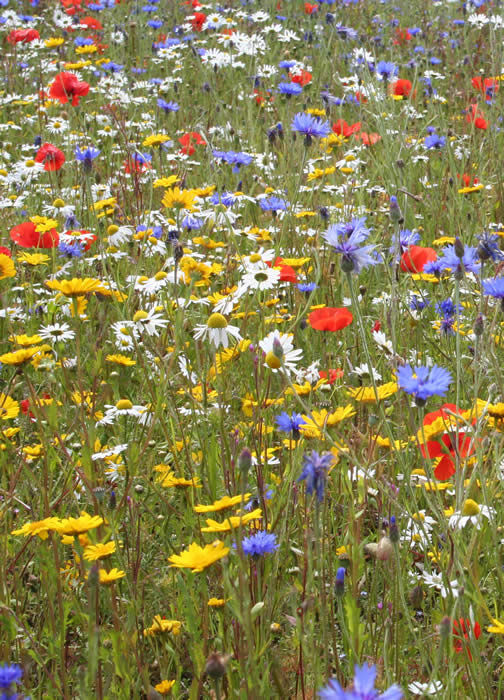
[238,448,252,476]
[108,490,116,510]
[439,615,451,639]
[389,515,399,543]
[88,564,100,588]
[454,237,465,260]
[473,314,484,337]
[408,585,424,608]
[205,651,230,679]
[376,536,394,561]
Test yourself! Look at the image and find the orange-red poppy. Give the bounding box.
[400,245,437,273]
[308,307,353,331]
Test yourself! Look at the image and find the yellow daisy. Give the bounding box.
[168,540,230,572]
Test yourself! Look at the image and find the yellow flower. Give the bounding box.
[105,354,136,366]
[208,598,227,607]
[200,508,262,533]
[488,619,504,634]
[307,166,336,182]
[0,254,16,280]
[347,382,398,404]
[9,334,43,346]
[168,540,230,572]
[45,37,65,47]
[153,175,179,188]
[0,345,51,366]
[83,541,116,561]
[53,512,104,536]
[143,134,171,148]
[144,616,182,637]
[194,493,251,513]
[0,394,20,420]
[300,405,356,438]
[155,467,202,488]
[162,187,196,211]
[458,184,484,194]
[154,680,176,695]
[30,216,58,233]
[93,197,116,212]
[17,253,50,266]
[96,568,125,585]
[76,44,97,54]
[45,278,103,297]
[11,517,61,540]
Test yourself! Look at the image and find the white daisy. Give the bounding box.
[133,307,169,337]
[239,265,280,293]
[258,330,303,374]
[193,313,242,349]
[448,499,495,530]
[96,400,148,426]
[91,444,129,461]
[421,571,459,598]
[408,681,444,696]
[38,322,76,343]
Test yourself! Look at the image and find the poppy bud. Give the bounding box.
[205,651,230,679]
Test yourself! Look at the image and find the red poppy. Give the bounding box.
[354,91,368,103]
[190,12,206,31]
[319,368,343,384]
[393,27,412,44]
[290,69,312,86]
[7,28,40,43]
[308,307,353,331]
[420,423,477,481]
[253,88,273,106]
[458,173,479,188]
[372,320,381,333]
[0,247,12,257]
[80,16,103,29]
[49,72,90,106]
[466,103,488,130]
[60,0,83,15]
[355,131,380,146]
[471,76,498,97]
[35,143,66,172]
[10,222,59,249]
[304,2,318,12]
[423,403,460,427]
[179,132,206,155]
[452,618,481,659]
[391,79,414,98]
[332,119,361,138]
[400,245,437,273]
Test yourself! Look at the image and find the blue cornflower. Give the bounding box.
[482,277,504,299]
[157,98,179,112]
[213,150,253,173]
[260,196,288,212]
[0,663,23,688]
[424,133,446,149]
[275,412,306,439]
[291,112,331,145]
[397,364,452,405]
[101,61,124,73]
[423,258,444,277]
[436,299,462,317]
[279,60,296,69]
[182,215,204,231]
[278,82,303,96]
[297,282,317,293]
[390,229,420,258]
[439,316,455,336]
[75,146,100,171]
[59,241,83,258]
[409,293,430,311]
[324,224,379,274]
[325,217,370,241]
[439,245,480,276]
[376,60,398,81]
[210,191,239,207]
[477,232,503,261]
[319,663,402,700]
[74,37,94,46]
[297,451,333,502]
[148,19,163,29]
[335,23,358,40]
[241,531,279,556]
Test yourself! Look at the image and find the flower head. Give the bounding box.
[319,663,403,699]
[291,112,331,145]
[241,531,279,556]
[298,451,334,502]
[168,540,230,572]
[397,364,452,406]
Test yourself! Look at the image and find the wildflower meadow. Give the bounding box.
[1,0,504,697]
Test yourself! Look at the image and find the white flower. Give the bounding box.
[193,313,242,349]
[408,681,443,696]
[448,499,495,530]
[96,400,148,426]
[259,330,303,374]
[239,265,281,293]
[133,307,169,337]
[38,323,76,343]
[421,571,459,598]
[92,444,129,461]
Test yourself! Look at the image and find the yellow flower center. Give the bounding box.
[249,253,261,263]
[154,271,167,281]
[25,159,35,167]
[52,198,65,208]
[133,310,148,322]
[265,351,282,369]
[116,399,133,410]
[107,224,119,235]
[462,499,480,516]
[207,313,228,329]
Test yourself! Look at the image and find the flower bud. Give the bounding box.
[408,585,424,608]
[389,515,399,543]
[454,236,465,260]
[473,314,484,337]
[272,337,284,360]
[376,536,394,561]
[238,448,252,476]
[334,567,346,598]
[205,651,230,679]
[439,615,451,640]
